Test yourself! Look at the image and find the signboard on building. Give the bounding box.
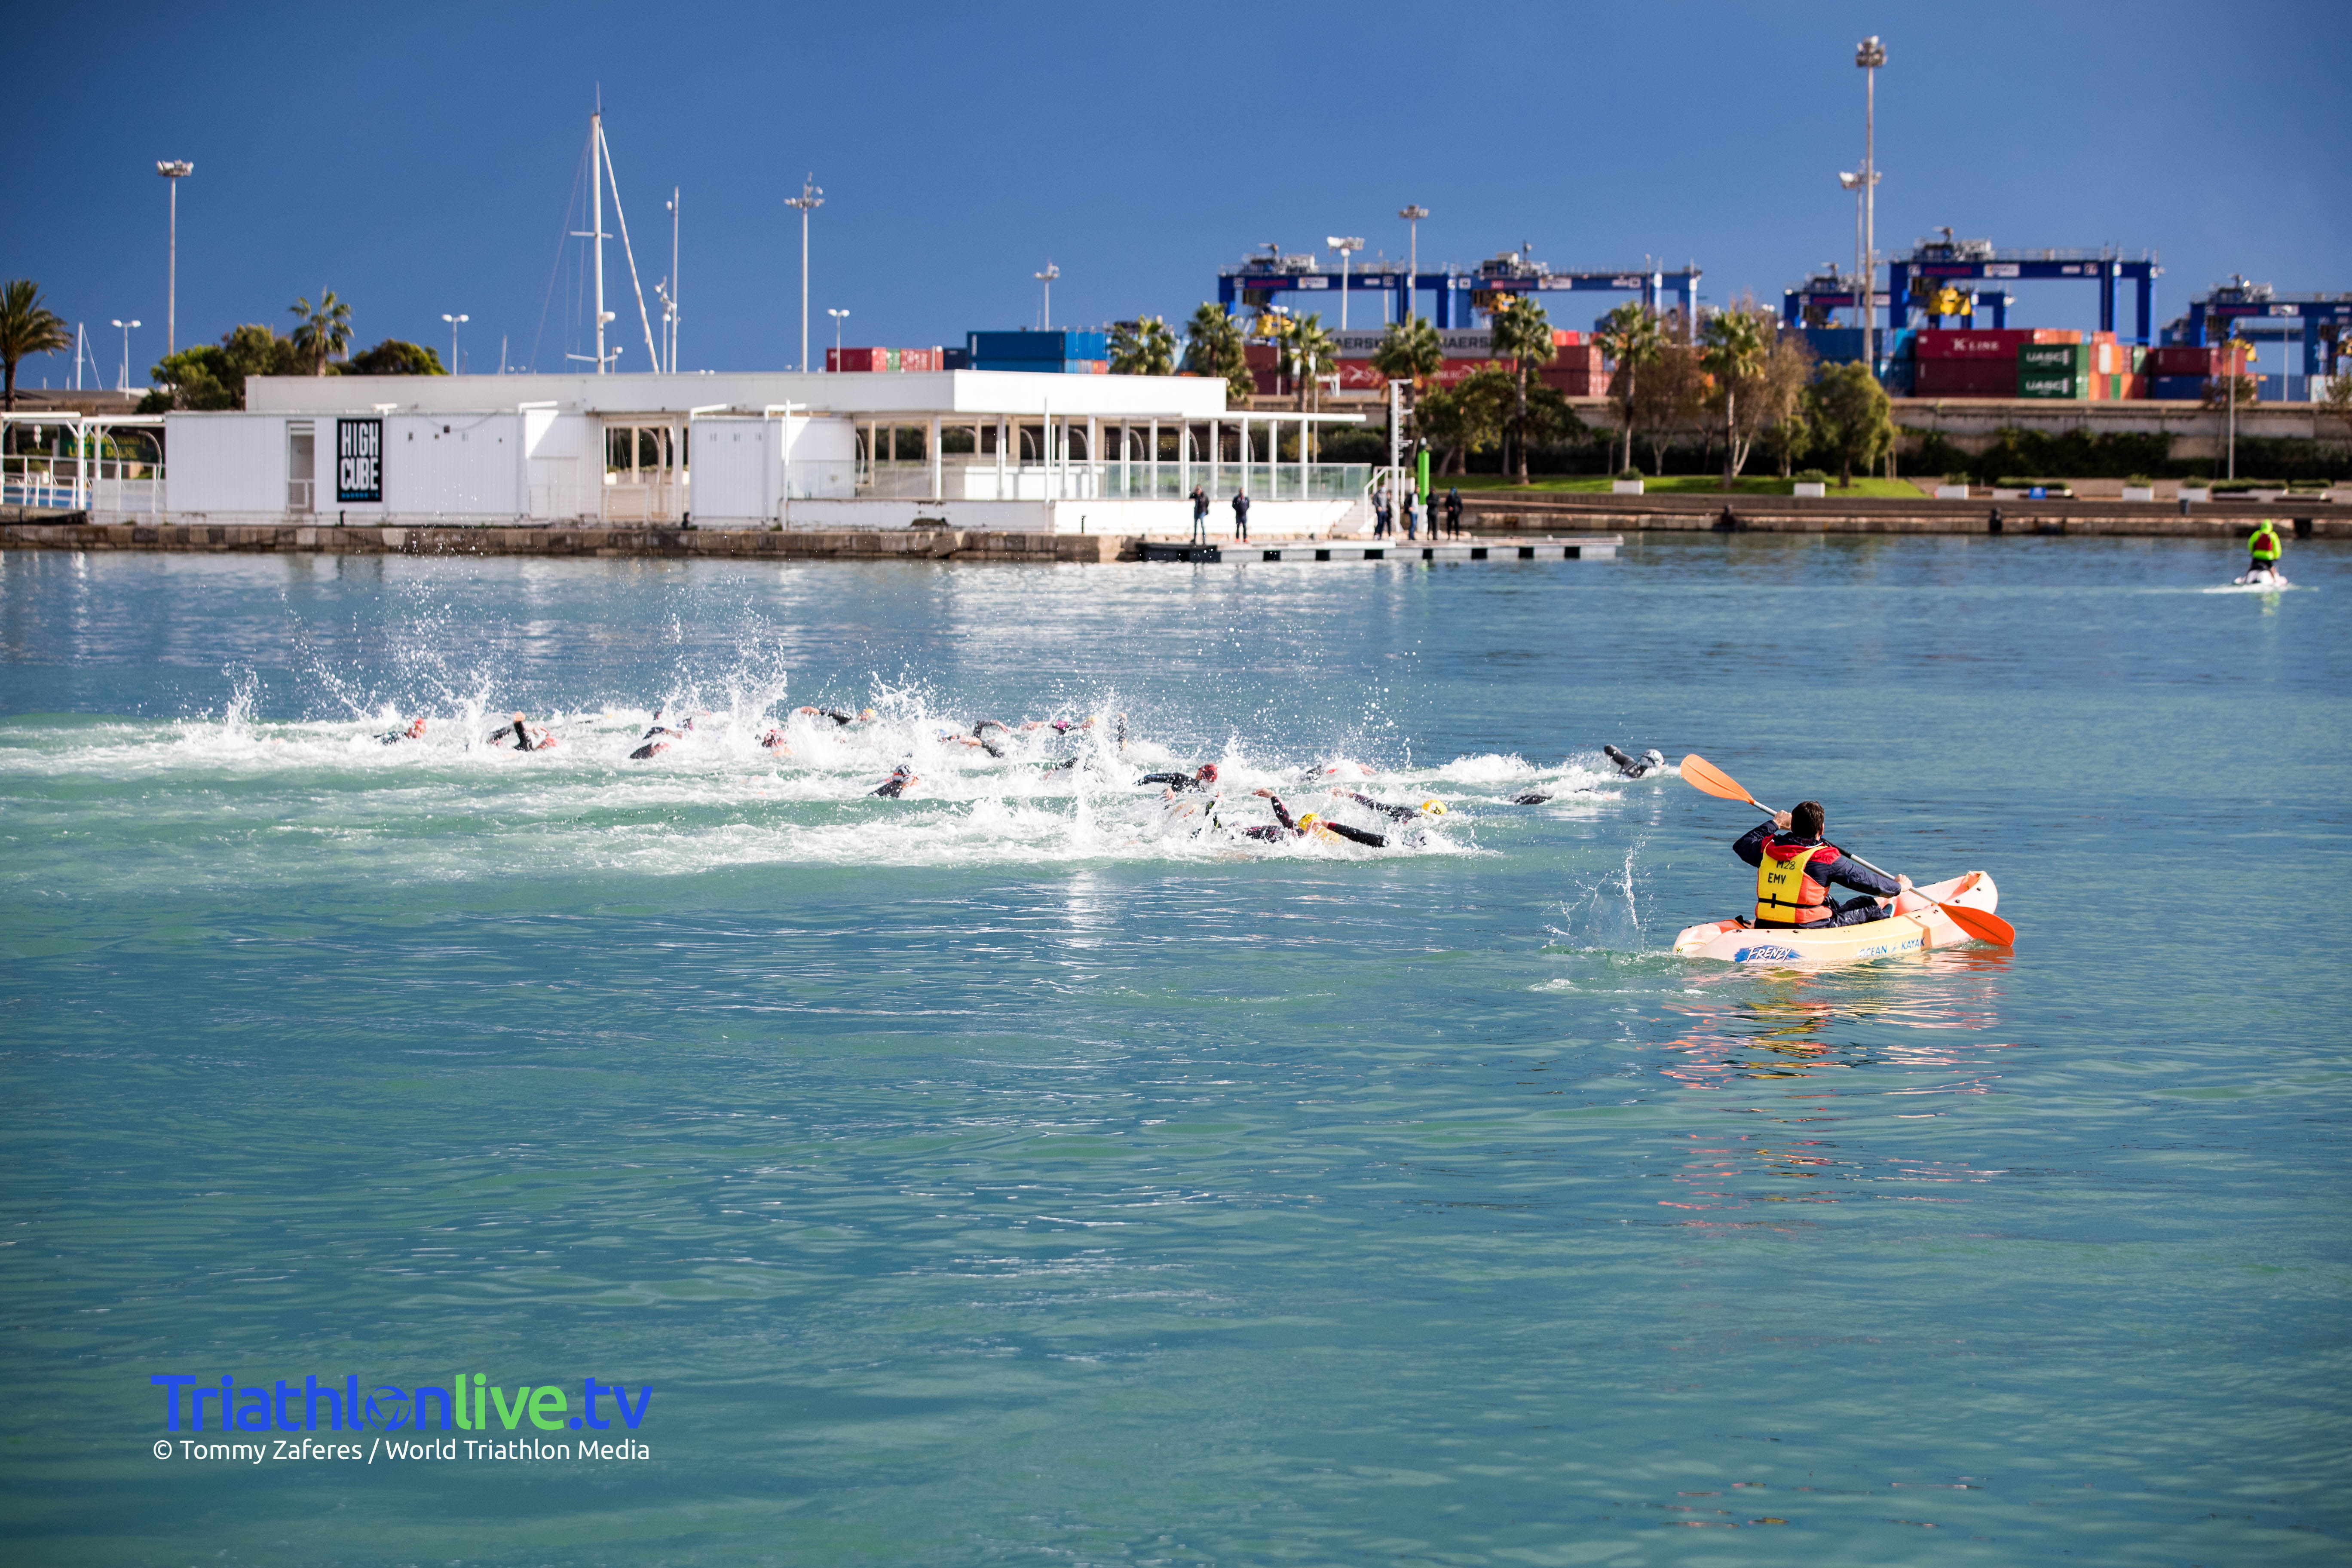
[336,418,382,502]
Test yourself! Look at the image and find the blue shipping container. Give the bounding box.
[2147,375,2207,401]
[942,348,971,370]
[1803,327,1868,364]
[966,330,1109,363]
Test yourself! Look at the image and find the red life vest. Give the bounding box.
[1755,836,1835,925]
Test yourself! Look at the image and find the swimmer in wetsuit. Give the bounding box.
[873,763,917,799]
[1605,744,1667,779]
[760,729,792,753]
[800,706,877,727]
[487,711,556,752]
[1139,762,1220,793]
[377,716,426,744]
[1329,789,1445,823]
[1244,788,1386,847]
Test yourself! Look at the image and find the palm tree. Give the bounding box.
[1370,316,1442,421]
[1181,303,1253,404]
[1698,308,1770,487]
[288,289,353,375]
[1596,303,1664,475]
[1109,315,1178,376]
[0,280,72,412]
[1288,311,1336,420]
[1488,296,1557,484]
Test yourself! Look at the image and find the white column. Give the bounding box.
[995,415,1007,497]
[1088,415,1100,499]
[1149,417,1159,496]
[1208,419,1219,497]
[928,414,942,500]
[1176,420,1188,494]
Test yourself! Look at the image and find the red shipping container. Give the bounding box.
[827,347,887,372]
[1914,358,2021,396]
[1917,328,2082,360]
[897,347,942,373]
[1244,344,1279,370]
[1541,367,1612,396]
[2145,344,2252,377]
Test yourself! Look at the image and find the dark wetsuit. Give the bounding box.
[1141,769,1216,793]
[1243,793,1385,847]
[488,722,549,752]
[1733,821,1900,929]
[811,708,863,727]
[377,721,424,745]
[873,766,916,799]
[1333,790,1423,824]
[1604,745,1663,778]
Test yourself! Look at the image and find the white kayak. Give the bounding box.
[1672,871,2002,964]
[2219,567,2294,591]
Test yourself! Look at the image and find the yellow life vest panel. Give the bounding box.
[2248,523,2281,563]
[1756,841,1832,925]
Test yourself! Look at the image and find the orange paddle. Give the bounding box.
[1679,753,2016,946]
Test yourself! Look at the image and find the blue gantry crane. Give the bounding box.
[2179,276,2351,391]
[1216,245,1702,335]
[1886,232,2162,343]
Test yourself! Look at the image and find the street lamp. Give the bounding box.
[827,308,849,368]
[1853,36,1886,372]
[110,319,141,393]
[156,161,192,356]
[441,313,468,374]
[1035,261,1060,331]
[1398,205,1429,320]
[1327,236,1363,331]
[784,174,824,373]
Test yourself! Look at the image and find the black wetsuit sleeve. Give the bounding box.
[1733,822,1772,868]
[1139,773,1184,786]
[824,710,857,726]
[1323,821,1386,848]
[1344,792,1419,822]
[1266,796,1298,831]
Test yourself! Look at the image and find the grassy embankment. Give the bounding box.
[1444,475,1927,499]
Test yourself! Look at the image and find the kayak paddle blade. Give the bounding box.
[1680,753,1760,808]
[1939,901,2015,947]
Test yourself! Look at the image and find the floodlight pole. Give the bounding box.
[1328,236,1363,331]
[442,313,468,374]
[784,175,824,373]
[828,308,849,368]
[156,161,192,355]
[111,319,141,392]
[1035,261,1060,331]
[1855,36,1885,374]
[1399,206,1428,319]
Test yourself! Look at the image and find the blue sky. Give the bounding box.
[8,0,2346,383]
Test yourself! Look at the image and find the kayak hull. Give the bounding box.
[1672,871,2001,964]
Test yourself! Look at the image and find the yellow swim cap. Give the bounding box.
[1421,799,1447,815]
[859,708,877,722]
[1296,812,1320,828]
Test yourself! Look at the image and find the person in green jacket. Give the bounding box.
[2247,519,2284,577]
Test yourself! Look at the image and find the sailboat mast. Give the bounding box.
[592,109,607,375]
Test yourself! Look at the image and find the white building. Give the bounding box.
[150,370,1372,536]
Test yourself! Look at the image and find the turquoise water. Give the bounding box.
[2,537,2345,1565]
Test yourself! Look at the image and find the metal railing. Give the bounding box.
[855,458,1371,503]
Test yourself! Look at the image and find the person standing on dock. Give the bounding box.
[1190,485,1210,545]
[1231,488,1250,542]
[1372,489,1393,539]
[1444,487,1463,538]
[1400,490,1418,542]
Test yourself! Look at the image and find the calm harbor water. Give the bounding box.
[2,536,2346,1565]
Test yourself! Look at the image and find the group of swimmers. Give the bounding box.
[371,698,1667,851]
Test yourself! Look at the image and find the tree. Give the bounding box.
[1805,361,1895,487]
[1108,315,1177,376]
[1596,302,1665,474]
[2317,371,2352,453]
[346,339,447,377]
[1370,315,1442,403]
[1488,295,1557,484]
[1750,330,1818,476]
[1285,313,1336,448]
[1181,303,1253,404]
[288,289,353,375]
[1624,344,1708,475]
[146,323,311,410]
[1698,305,1770,485]
[1416,368,1511,475]
[0,280,72,412]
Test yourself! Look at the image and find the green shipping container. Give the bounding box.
[2018,343,2092,372]
[2018,369,2089,399]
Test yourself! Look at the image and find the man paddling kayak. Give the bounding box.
[1734,799,1911,929]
